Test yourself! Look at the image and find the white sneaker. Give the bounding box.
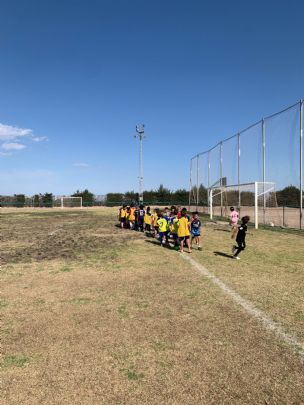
[232,256,240,260]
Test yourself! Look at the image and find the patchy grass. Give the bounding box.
[0,355,29,369]
[70,297,92,305]
[1,207,304,404]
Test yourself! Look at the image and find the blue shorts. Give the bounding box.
[158,231,168,241]
[191,231,200,237]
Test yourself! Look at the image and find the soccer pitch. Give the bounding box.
[1,208,304,404]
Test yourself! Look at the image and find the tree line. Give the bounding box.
[106,184,302,208]
[0,185,301,208]
[0,189,95,207]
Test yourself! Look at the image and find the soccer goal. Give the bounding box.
[209,182,281,229]
[54,196,83,208]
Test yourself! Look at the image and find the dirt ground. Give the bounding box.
[1,208,304,404]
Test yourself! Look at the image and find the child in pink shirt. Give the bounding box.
[229,206,239,239]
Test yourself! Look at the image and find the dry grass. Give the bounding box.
[194,221,304,345]
[1,207,304,404]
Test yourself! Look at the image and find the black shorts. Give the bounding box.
[120,217,126,224]
[179,235,190,242]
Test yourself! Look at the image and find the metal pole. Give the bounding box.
[207,151,210,213]
[238,133,241,211]
[300,100,303,229]
[220,142,223,217]
[262,118,266,224]
[135,125,145,203]
[255,181,258,229]
[189,158,192,210]
[196,155,199,208]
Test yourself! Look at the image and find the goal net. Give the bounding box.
[209,182,281,228]
[53,196,83,208]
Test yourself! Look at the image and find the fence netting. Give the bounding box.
[190,101,303,229]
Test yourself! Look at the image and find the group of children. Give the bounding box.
[118,204,249,259]
[118,204,201,253]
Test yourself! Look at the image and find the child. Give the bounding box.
[125,206,131,228]
[170,209,180,250]
[152,208,159,238]
[157,211,168,247]
[119,204,127,229]
[134,205,139,231]
[190,212,202,250]
[138,204,145,232]
[129,204,136,230]
[232,215,250,260]
[229,206,239,239]
[177,208,192,253]
[144,206,152,234]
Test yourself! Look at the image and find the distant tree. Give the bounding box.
[42,193,53,207]
[198,185,208,205]
[124,191,138,204]
[156,184,171,203]
[32,194,41,207]
[171,189,189,205]
[276,185,300,207]
[143,190,158,204]
[14,194,25,208]
[72,189,94,207]
[105,193,124,206]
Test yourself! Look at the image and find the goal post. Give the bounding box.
[54,196,83,208]
[209,181,280,229]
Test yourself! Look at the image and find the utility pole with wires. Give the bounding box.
[134,124,146,203]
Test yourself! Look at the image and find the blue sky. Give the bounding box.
[0,0,303,195]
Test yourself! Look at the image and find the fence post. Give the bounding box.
[300,100,303,229]
[220,142,223,217]
[254,182,258,229]
[207,151,210,213]
[238,133,241,210]
[189,158,193,210]
[262,118,266,224]
[196,155,199,208]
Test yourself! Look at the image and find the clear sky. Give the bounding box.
[0,0,303,195]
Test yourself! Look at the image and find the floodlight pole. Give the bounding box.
[135,125,146,203]
[300,100,303,229]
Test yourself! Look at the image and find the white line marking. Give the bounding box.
[181,253,304,361]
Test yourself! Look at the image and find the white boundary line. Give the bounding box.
[181,253,304,362]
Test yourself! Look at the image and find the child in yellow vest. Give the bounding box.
[144,206,152,234]
[129,205,135,229]
[119,205,127,229]
[177,208,192,253]
[157,211,168,247]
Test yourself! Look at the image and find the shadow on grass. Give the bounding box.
[214,251,233,259]
[214,228,231,233]
[145,239,179,251]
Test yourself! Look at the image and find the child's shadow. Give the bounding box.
[145,239,173,250]
[214,251,233,259]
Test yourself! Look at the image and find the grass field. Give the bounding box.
[1,207,304,404]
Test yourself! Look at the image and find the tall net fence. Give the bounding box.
[189,101,303,229]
